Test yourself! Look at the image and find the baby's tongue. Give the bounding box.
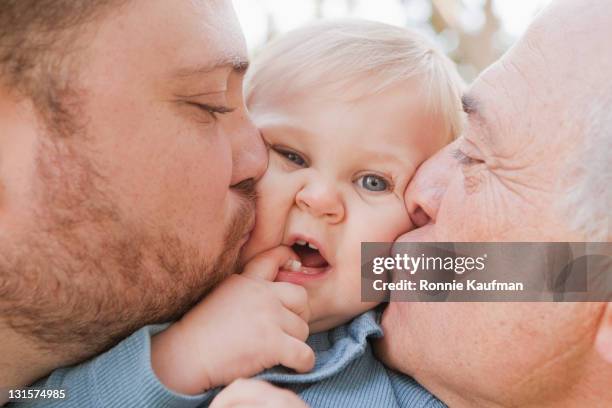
[296,247,328,268]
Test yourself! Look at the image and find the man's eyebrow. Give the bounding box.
[461,94,479,116]
[172,56,249,78]
[461,93,497,146]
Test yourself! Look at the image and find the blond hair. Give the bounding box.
[245,19,465,140]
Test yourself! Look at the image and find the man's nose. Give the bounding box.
[404,143,458,227]
[229,113,268,186]
[295,177,344,224]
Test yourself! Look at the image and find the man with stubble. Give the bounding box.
[0,0,267,400]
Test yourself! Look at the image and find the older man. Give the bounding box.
[0,0,272,402]
[213,0,612,406]
[376,0,612,406]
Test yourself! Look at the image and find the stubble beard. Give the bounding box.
[0,113,254,364]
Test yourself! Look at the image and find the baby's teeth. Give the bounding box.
[296,239,307,246]
[284,259,302,272]
[308,242,318,250]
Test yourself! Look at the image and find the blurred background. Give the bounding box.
[233,0,552,82]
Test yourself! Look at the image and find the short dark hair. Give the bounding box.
[0,0,122,101]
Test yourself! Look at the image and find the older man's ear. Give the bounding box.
[596,303,612,363]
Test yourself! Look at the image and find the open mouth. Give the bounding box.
[290,239,330,275]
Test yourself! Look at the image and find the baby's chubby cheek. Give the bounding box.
[240,163,302,263]
[330,211,412,311]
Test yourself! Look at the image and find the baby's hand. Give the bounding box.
[151,246,313,395]
[211,379,309,408]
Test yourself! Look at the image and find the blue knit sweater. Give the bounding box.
[15,311,444,407]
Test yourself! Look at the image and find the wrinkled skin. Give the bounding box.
[377,0,612,406]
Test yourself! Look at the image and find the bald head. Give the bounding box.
[524,0,612,240]
[454,0,612,241]
[529,0,612,79]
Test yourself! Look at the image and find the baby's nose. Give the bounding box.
[295,180,344,224]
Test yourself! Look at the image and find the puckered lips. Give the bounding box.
[276,234,332,285]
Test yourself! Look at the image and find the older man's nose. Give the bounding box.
[296,179,344,224]
[405,143,458,227]
[230,117,268,186]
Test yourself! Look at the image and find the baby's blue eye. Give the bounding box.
[358,174,389,192]
[276,148,307,167]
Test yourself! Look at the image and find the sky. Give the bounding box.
[233,0,554,53]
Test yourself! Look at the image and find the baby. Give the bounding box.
[153,19,464,406]
[29,20,463,408]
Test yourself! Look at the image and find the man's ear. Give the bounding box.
[595,302,612,363]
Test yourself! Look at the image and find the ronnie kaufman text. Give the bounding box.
[373,279,525,292]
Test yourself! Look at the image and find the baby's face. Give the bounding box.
[243,82,449,332]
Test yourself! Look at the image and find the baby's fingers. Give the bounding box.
[242,246,299,281]
[281,308,310,341]
[271,282,310,323]
[211,379,308,408]
[277,335,315,374]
